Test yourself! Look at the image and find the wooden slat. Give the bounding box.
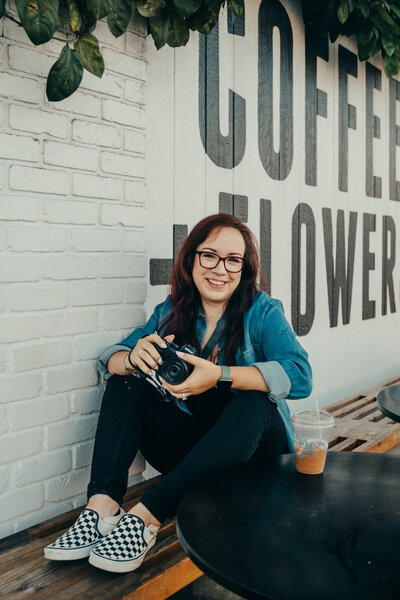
[122,554,203,600]
[327,375,400,455]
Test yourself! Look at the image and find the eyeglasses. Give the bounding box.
[194,251,245,273]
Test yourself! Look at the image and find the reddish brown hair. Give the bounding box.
[159,214,268,365]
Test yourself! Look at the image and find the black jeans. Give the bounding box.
[87,374,288,523]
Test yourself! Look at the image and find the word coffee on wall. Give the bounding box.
[146,0,400,407]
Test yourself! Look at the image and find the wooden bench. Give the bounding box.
[1,375,399,599]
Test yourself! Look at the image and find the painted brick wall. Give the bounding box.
[0,3,151,538]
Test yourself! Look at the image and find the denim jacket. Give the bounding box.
[97,291,313,452]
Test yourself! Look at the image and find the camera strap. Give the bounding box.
[199,317,226,361]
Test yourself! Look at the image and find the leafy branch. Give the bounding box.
[302,0,400,78]
[1,1,400,102]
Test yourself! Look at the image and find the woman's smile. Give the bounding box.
[205,278,227,288]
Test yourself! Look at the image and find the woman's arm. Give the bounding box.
[252,299,313,402]
[230,366,269,392]
[107,350,131,376]
[98,298,171,381]
[159,358,271,397]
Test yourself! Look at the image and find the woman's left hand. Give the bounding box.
[159,352,221,398]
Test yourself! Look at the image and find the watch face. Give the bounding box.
[218,379,232,390]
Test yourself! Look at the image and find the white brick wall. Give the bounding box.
[0,3,149,538]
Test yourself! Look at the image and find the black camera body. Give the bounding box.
[152,341,197,384]
[132,339,197,402]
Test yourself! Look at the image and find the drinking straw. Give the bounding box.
[314,386,320,419]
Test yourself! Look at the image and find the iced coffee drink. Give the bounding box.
[291,410,335,475]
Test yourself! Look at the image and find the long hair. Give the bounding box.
[159,214,268,365]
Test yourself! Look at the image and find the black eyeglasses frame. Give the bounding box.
[193,250,246,273]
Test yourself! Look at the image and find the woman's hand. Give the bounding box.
[130,333,175,374]
[159,352,221,398]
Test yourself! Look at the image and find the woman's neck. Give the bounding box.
[201,300,226,322]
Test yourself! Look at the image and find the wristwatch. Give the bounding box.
[217,365,233,390]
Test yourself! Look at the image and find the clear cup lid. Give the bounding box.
[291,409,335,428]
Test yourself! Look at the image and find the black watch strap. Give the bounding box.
[218,365,232,390]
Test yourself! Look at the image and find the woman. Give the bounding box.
[44,213,312,573]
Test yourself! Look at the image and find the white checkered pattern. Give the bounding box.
[91,514,147,561]
[47,509,102,549]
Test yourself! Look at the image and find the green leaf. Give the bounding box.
[355,26,374,47]
[173,0,201,19]
[15,0,60,45]
[68,0,82,33]
[84,0,112,19]
[347,0,355,11]
[376,5,400,32]
[188,5,219,34]
[228,0,244,18]
[384,52,400,77]
[206,0,222,9]
[46,44,84,102]
[136,0,166,18]
[0,0,6,19]
[74,33,104,77]
[358,34,381,60]
[107,0,135,37]
[391,5,400,19]
[167,12,189,46]
[382,32,396,56]
[149,8,189,48]
[337,0,349,24]
[148,9,170,49]
[356,0,370,18]
[80,4,97,33]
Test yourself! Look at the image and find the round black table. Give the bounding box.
[377,384,400,422]
[177,453,400,600]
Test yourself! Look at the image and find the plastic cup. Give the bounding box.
[291,409,335,475]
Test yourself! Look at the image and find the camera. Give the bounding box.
[152,340,197,384]
[131,339,197,402]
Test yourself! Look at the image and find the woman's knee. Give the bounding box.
[228,390,278,418]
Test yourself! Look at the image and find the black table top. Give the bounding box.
[377,384,400,422]
[177,453,400,600]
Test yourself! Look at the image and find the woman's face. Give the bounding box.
[192,226,246,311]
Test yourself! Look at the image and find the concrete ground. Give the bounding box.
[189,445,400,600]
[192,576,244,599]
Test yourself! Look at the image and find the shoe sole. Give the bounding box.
[88,537,156,573]
[44,542,99,561]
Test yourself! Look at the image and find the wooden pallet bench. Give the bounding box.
[326,375,400,454]
[1,374,399,600]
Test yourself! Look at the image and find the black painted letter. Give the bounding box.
[305,29,328,187]
[382,215,396,315]
[258,0,293,180]
[362,213,376,320]
[365,63,382,198]
[291,203,315,336]
[338,46,358,192]
[389,78,400,202]
[199,13,246,168]
[260,199,272,295]
[322,208,357,327]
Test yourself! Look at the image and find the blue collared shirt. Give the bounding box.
[97,291,313,452]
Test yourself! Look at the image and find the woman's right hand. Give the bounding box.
[129,333,175,374]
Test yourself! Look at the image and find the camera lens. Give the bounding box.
[160,360,191,384]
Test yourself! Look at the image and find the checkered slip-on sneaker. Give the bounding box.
[88,513,159,573]
[44,507,125,561]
